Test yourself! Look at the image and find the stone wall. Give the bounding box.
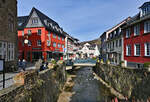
[94,63,150,101]
[0,0,18,71]
[0,63,66,102]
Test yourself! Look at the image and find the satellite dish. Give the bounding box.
[24,39,29,44]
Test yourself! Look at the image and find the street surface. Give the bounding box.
[0,64,35,90]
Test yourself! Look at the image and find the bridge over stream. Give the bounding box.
[66,59,96,70]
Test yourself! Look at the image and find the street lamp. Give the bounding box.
[23,37,29,61]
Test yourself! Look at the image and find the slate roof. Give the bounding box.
[139,1,150,8]
[126,13,140,25]
[18,7,65,36]
[18,16,29,30]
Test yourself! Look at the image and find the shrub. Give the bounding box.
[119,61,124,66]
[106,60,110,64]
[51,59,57,64]
[143,62,150,68]
[92,57,97,61]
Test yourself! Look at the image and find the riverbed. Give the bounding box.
[57,67,112,102]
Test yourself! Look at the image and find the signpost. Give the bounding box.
[0,59,5,88]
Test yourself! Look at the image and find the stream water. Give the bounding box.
[70,67,111,102]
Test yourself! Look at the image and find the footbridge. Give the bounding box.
[65,59,96,70]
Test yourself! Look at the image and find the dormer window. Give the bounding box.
[140,3,150,17]
[31,18,38,24]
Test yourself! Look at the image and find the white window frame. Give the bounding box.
[145,43,150,56]
[134,44,140,56]
[62,37,65,41]
[58,43,61,48]
[47,41,50,46]
[144,20,150,33]
[126,45,131,56]
[62,44,64,48]
[126,28,131,38]
[134,24,140,36]
[22,31,24,36]
[28,30,32,35]
[28,40,32,46]
[58,36,61,40]
[37,29,41,35]
[53,42,56,47]
[53,33,56,38]
[32,18,38,24]
[37,40,41,46]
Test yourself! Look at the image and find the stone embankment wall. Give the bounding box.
[0,63,66,102]
[94,63,150,101]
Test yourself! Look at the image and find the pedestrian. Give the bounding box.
[18,59,22,71]
[22,59,26,71]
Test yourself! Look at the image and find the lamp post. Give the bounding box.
[23,37,29,60]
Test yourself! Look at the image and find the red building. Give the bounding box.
[18,7,65,62]
[124,2,150,68]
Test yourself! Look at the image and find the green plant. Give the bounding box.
[92,57,97,61]
[143,62,150,68]
[119,61,124,66]
[106,60,110,64]
[51,59,57,64]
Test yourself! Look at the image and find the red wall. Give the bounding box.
[124,22,150,63]
[18,27,65,62]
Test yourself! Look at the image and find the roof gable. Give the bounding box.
[22,7,65,37]
[26,10,44,28]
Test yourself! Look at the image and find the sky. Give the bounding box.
[18,0,148,41]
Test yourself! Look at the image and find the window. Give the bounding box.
[62,44,64,48]
[107,43,109,49]
[8,15,14,32]
[22,31,24,36]
[53,33,56,38]
[119,39,122,47]
[58,43,61,48]
[145,43,150,56]
[32,18,38,24]
[113,41,114,48]
[37,29,41,35]
[53,42,56,47]
[28,40,32,46]
[37,40,41,46]
[126,45,131,56]
[126,28,131,38]
[134,44,140,56]
[8,43,14,61]
[28,30,32,35]
[116,40,118,47]
[47,41,50,46]
[142,6,150,16]
[62,37,65,41]
[58,36,60,40]
[48,31,51,35]
[144,21,150,33]
[134,24,140,36]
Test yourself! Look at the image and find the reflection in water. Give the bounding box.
[70,67,111,102]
